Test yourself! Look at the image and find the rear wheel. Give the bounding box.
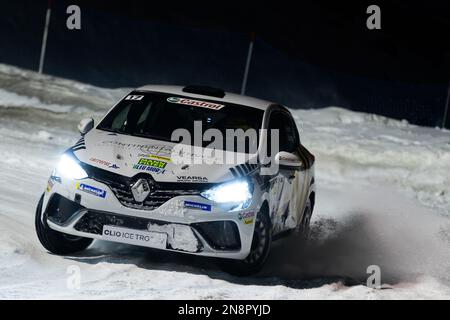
[35,194,93,255]
[219,210,272,276]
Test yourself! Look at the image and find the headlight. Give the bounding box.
[201,179,252,208]
[56,153,88,180]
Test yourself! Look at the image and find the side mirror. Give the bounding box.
[275,151,304,169]
[78,118,94,135]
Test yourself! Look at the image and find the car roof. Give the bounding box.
[136,85,275,111]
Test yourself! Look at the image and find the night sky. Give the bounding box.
[1,0,450,127]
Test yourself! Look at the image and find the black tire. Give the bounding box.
[298,199,313,241]
[219,210,272,276]
[35,194,93,255]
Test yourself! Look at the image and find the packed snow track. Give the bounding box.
[0,64,449,299]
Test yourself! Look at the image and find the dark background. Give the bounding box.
[1,0,450,127]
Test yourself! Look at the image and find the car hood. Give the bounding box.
[71,129,257,183]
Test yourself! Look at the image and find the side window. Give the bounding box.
[267,112,279,155]
[268,111,296,154]
[282,115,296,153]
[292,119,301,147]
[288,116,301,150]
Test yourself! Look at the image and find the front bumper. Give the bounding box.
[42,176,259,260]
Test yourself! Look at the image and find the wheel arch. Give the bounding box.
[258,200,271,228]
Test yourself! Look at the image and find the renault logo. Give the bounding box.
[130,178,151,203]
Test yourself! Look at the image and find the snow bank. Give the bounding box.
[0,64,128,112]
[0,64,448,299]
[0,88,86,113]
[293,107,450,214]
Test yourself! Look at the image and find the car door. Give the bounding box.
[287,115,309,230]
[267,111,304,234]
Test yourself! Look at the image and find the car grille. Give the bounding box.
[82,163,213,211]
[108,180,200,210]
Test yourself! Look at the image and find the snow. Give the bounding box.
[0,63,448,299]
[294,107,450,214]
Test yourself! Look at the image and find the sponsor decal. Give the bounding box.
[176,175,208,182]
[89,157,120,169]
[102,225,167,249]
[99,141,173,156]
[238,211,255,220]
[137,158,167,169]
[184,201,211,211]
[148,154,171,162]
[90,157,110,166]
[132,164,165,174]
[138,154,171,162]
[46,178,54,192]
[167,97,225,110]
[244,218,254,224]
[125,95,144,101]
[133,158,167,173]
[75,182,106,198]
[138,145,173,155]
[100,142,201,161]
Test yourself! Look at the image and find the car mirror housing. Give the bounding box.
[77,118,94,135]
[275,151,304,169]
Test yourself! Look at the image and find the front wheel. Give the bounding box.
[219,210,272,276]
[35,194,93,255]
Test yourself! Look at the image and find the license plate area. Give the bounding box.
[102,225,167,249]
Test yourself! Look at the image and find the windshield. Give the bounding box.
[97,91,264,152]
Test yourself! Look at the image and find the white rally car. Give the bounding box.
[35,85,315,275]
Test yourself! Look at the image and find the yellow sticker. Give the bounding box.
[244,218,254,224]
[46,179,54,192]
[148,154,171,162]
